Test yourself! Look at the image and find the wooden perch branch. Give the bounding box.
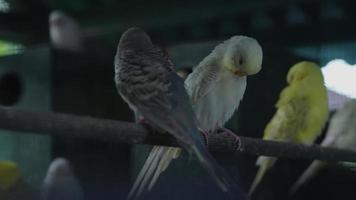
[0,106,355,162]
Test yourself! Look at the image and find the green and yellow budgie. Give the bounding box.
[0,161,22,192]
[248,61,329,195]
[0,160,38,200]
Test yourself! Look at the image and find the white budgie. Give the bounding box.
[42,158,83,200]
[290,99,356,194]
[49,10,84,52]
[185,35,263,134]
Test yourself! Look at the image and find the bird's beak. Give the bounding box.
[232,68,247,77]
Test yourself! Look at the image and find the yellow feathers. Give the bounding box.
[249,61,329,195]
[266,61,329,143]
[0,161,22,191]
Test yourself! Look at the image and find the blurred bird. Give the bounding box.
[185,35,263,135]
[289,99,356,194]
[115,27,244,200]
[49,10,84,52]
[42,158,83,200]
[248,61,329,195]
[0,160,38,200]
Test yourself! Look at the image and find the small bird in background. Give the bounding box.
[0,160,39,200]
[42,158,83,200]
[49,10,84,52]
[248,61,329,196]
[185,35,263,137]
[289,99,356,194]
[115,27,245,200]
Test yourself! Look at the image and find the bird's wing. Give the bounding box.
[249,88,309,196]
[117,51,198,144]
[263,99,309,142]
[264,86,309,142]
[185,63,221,104]
[322,100,356,148]
[117,51,172,108]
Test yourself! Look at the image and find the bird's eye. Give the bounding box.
[233,54,243,66]
[296,73,307,81]
[287,74,294,83]
[239,57,243,65]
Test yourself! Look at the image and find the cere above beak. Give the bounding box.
[233,68,247,77]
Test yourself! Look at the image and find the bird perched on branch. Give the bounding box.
[249,61,329,196]
[289,99,356,194]
[0,160,38,200]
[114,27,245,200]
[185,35,263,137]
[134,35,263,198]
[42,158,83,200]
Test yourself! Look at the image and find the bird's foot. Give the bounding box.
[137,117,156,134]
[198,128,210,146]
[218,127,241,149]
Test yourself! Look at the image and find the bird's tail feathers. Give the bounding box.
[148,147,181,190]
[248,157,275,196]
[289,161,325,195]
[190,142,247,199]
[127,146,181,200]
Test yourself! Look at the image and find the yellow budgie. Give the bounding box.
[0,160,38,200]
[248,61,329,195]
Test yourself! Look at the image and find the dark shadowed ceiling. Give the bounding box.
[1,0,356,47]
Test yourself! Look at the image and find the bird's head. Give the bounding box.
[287,61,324,84]
[222,36,263,77]
[118,27,153,54]
[49,10,71,28]
[46,158,73,179]
[0,161,22,190]
[49,10,83,52]
[115,27,155,69]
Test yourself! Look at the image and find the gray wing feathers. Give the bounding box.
[116,63,172,112]
[185,64,220,104]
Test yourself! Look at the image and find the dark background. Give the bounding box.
[0,0,355,199]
